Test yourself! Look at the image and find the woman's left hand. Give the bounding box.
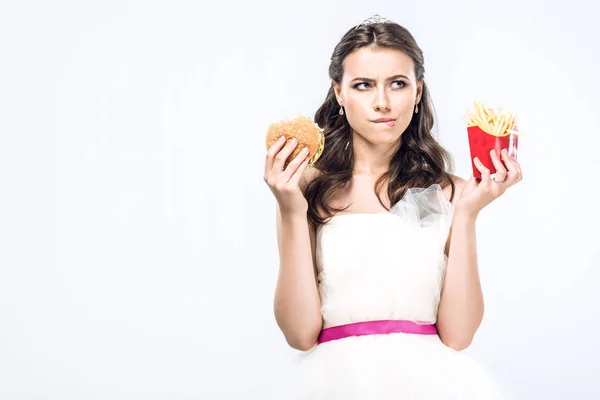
[455,148,523,219]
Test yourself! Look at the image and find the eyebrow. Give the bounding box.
[350,74,410,82]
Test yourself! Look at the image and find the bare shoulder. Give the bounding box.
[443,174,468,204]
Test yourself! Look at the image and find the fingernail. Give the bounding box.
[291,138,298,144]
[474,157,480,164]
[278,136,286,142]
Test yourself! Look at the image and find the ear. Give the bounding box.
[416,80,423,104]
[333,81,343,105]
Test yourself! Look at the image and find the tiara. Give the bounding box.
[355,13,392,29]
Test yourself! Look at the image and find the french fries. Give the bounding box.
[464,100,520,136]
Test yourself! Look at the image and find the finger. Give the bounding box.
[288,149,311,186]
[489,149,507,183]
[282,146,310,183]
[272,138,299,174]
[505,148,522,176]
[500,148,523,183]
[264,136,287,177]
[473,157,491,190]
[464,175,478,193]
[467,175,478,188]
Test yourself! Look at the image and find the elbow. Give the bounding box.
[287,335,318,351]
[443,337,473,351]
[438,325,474,351]
[282,321,322,352]
[448,341,472,351]
[274,304,322,352]
[437,311,483,351]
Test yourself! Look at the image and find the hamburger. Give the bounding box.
[265,114,325,169]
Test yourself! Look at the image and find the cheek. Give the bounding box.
[344,97,369,125]
[396,95,418,121]
[397,92,415,109]
[345,96,363,112]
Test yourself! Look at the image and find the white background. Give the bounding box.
[1,0,599,399]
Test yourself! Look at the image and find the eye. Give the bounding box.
[391,81,406,88]
[353,82,371,90]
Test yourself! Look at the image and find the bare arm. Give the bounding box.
[437,148,523,351]
[273,171,323,351]
[436,176,484,351]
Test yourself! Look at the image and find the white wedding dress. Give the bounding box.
[270,184,512,399]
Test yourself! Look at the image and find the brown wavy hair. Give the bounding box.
[306,21,456,229]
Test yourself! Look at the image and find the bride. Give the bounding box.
[263,14,522,399]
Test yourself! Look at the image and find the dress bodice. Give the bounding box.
[315,184,454,328]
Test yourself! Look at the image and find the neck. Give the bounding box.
[351,134,400,176]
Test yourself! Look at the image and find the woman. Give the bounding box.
[263,14,521,399]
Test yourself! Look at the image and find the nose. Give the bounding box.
[372,87,390,112]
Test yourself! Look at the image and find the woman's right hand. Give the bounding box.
[264,136,311,215]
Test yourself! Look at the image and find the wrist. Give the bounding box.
[280,209,308,221]
[453,207,478,224]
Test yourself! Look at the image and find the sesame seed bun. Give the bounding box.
[265,114,325,168]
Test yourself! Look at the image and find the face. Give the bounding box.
[334,47,423,146]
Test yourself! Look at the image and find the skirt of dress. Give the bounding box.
[268,332,515,400]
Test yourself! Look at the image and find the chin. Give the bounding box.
[370,136,400,146]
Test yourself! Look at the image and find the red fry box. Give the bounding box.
[467,125,519,179]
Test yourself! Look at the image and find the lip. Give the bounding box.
[372,118,396,123]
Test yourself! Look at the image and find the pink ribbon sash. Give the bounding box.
[317,319,438,344]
